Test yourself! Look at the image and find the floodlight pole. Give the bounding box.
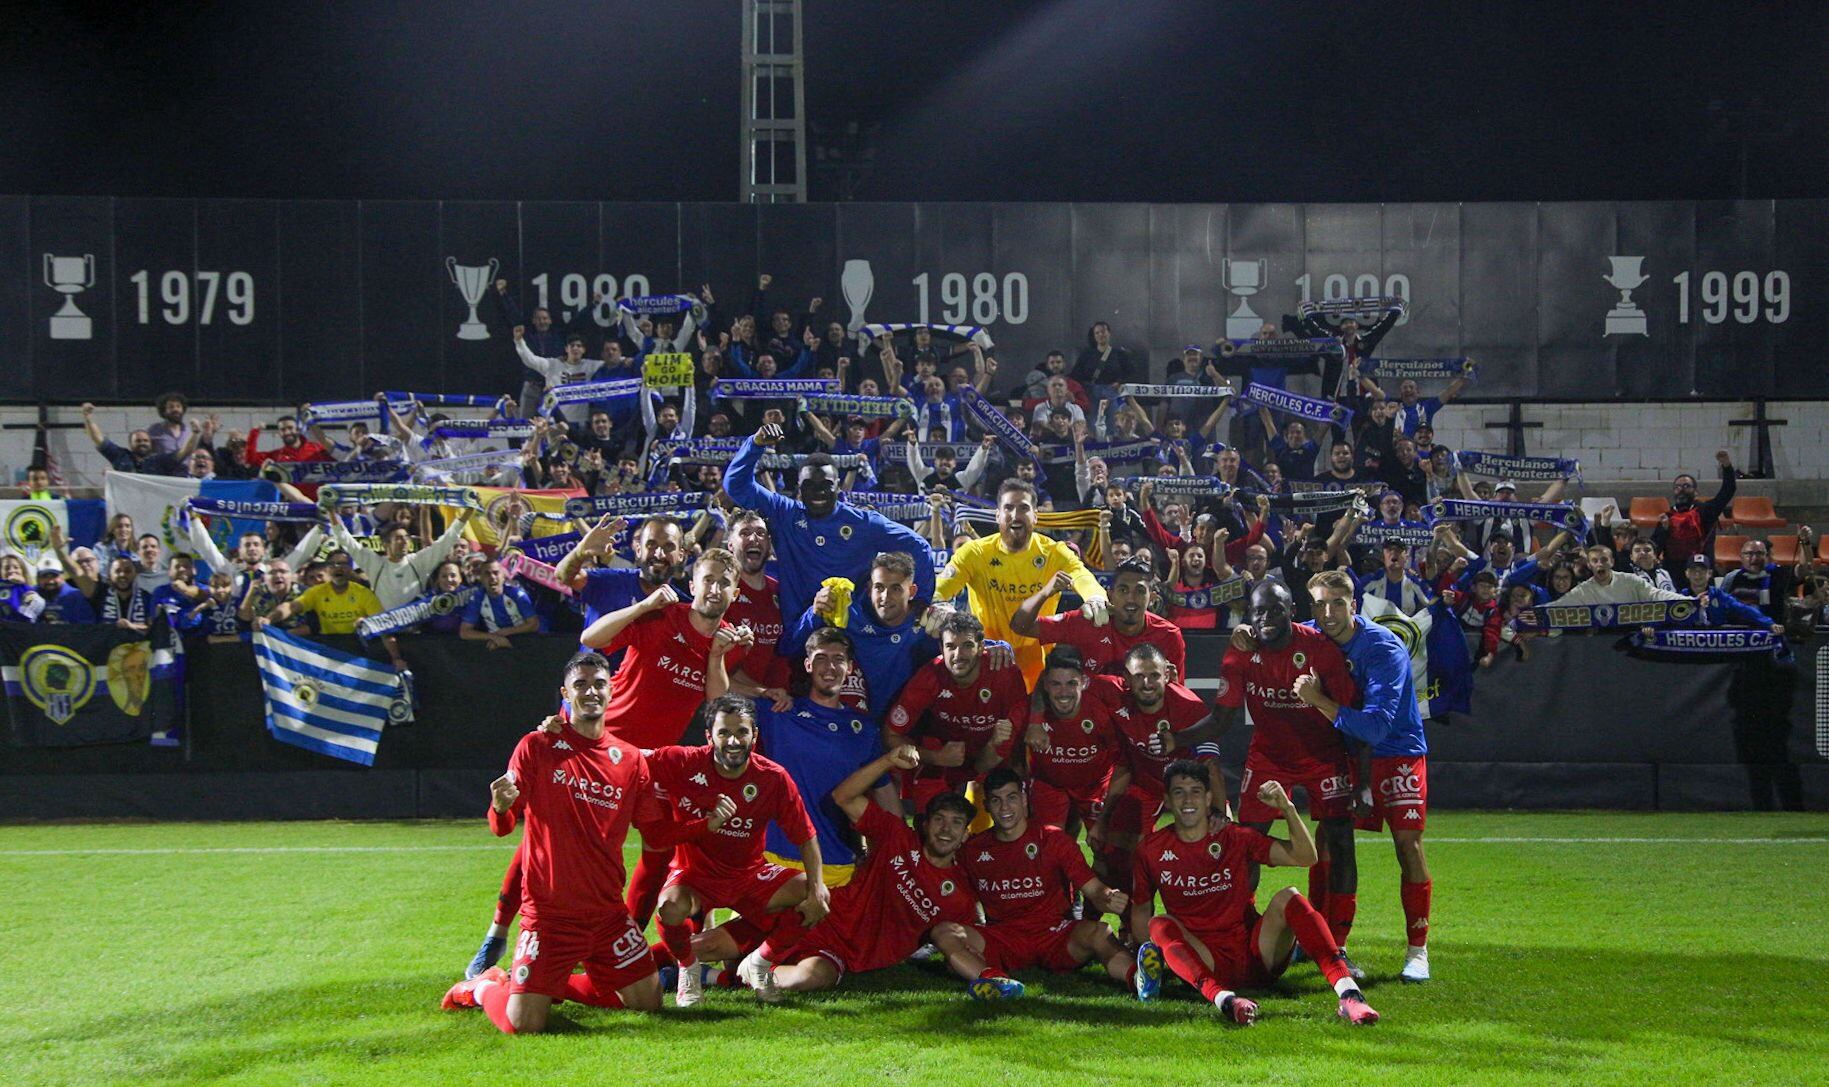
[740,0,807,203]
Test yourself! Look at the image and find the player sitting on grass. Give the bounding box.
[1130,762,1380,1026]
[734,746,985,1002]
[937,768,1140,992]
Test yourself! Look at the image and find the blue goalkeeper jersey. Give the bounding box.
[757,696,882,868]
[1328,614,1427,758]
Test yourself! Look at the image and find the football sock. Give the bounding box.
[492,853,524,928]
[561,972,626,1008]
[977,968,1008,980]
[1307,857,1330,918]
[1402,879,1432,947]
[648,942,677,970]
[660,918,696,968]
[1282,893,1350,988]
[1149,917,1226,1004]
[1327,892,1357,948]
[478,977,518,1034]
[624,848,673,928]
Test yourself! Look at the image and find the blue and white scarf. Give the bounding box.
[712,378,840,400]
[186,497,322,524]
[1300,297,1405,319]
[1248,488,1365,517]
[1453,451,1580,482]
[264,459,411,485]
[842,491,932,522]
[1364,521,1437,548]
[1515,598,1701,631]
[1219,337,1343,358]
[1430,498,1584,532]
[382,392,503,409]
[800,393,915,420]
[1081,439,1164,466]
[957,384,1039,465]
[1361,357,1478,381]
[564,493,708,519]
[542,378,645,413]
[411,448,524,484]
[1118,383,1235,399]
[1149,477,1235,498]
[1628,628,1787,656]
[861,322,994,349]
[516,531,582,566]
[617,294,696,316]
[1235,383,1354,428]
[432,420,535,441]
[356,587,480,641]
[319,484,484,511]
[300,399,400,426]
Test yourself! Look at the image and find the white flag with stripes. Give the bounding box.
[252,628,408,765]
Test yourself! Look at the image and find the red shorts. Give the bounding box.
[665,860,800,921]
[979,918,1084,973]
[509,910,656,1000]
[1355,755,1428,833]
[1237,751,1353,823]
[1103,785,1164,838]
[781,927,862,983]
[1180,911,1289,989]
[1028,778,1104,830]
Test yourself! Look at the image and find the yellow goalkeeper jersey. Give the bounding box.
[935,530,1107,686]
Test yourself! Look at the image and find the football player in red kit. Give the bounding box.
[1021,647,1123,836]
[1130,761,1379,1026]
[1011,560,1188,680]
[1161,580,1365,976]
[885,610,1026,812]
[936,768,1139,993]
[440,652,719,1033]
[734,746,985,1001]
[722,511,792,694]
[646,695,828,1007]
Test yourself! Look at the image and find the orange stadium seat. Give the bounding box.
[1768,534,1800,566]
[1712,534,1750,570]
[1728,496,1785,528]
[1628,496,1666,530]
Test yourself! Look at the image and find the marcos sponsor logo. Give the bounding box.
[552,766,625,807]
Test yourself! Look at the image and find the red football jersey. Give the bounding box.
[1216,624,1356,773]
[1026,677,1124,796]
[490,726,666,925]
[601,603,749,749]
[1035,609,1188,681]
[1132,821,1276,940]
[725,573,791,689]
[645,745,814,886]
[886,658,1030,789]
[1103,676,1213,799]
[816,802,981,973]
[959,822,1096,929]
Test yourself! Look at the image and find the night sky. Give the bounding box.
[5,0,1825,203]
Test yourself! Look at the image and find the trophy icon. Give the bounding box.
[1223,257,1268,340]
[43,254,96,340]
[842,259,874,340]
[1603,256,1649,336]
[447,256,500,340]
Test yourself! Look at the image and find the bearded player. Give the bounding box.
[1131,761,1379,1026]
[1010,558,1187,680]
[735,746,986,1001]
[1161,580,1364,975]
[1295,569,1433,982]
[440,653,716,1033]
[938,768,1139,993]
[722,511,791,693]
[885,610,1026,813]
[646,694,829,1007]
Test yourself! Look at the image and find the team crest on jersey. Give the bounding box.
[827,721,839,732]
[940,880,956,896]
[1208,841,1222,859]
[742,782,758,803]
[1033,555,1046,569]
[891,633,902,644]
[1081,718,1095,733]
[978,688,992,703]
[1292,651,1307,668]
[1024,842,1039,860]
[850,719,864,734]
[840,525,854,540]
[607,746,623,764]
[513,964,530,983]
[1213,677,1228,698]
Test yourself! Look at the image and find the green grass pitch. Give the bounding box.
[6,812,1827,1087]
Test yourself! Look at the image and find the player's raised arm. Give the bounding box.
[1259,781,1319,868]
[1010,569,1072,638]
[579,582,678,649]
[832,746,920,823]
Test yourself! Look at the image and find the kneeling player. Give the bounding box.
[1130,762,1379,1026]
[441,652,713,1033]
[934,768,1137,996]
[735,746,982,1001]
[647,695,830,1007]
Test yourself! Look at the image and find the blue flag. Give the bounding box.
[252,628,407,765]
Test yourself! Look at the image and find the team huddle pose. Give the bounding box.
[442,424,1431,1033]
